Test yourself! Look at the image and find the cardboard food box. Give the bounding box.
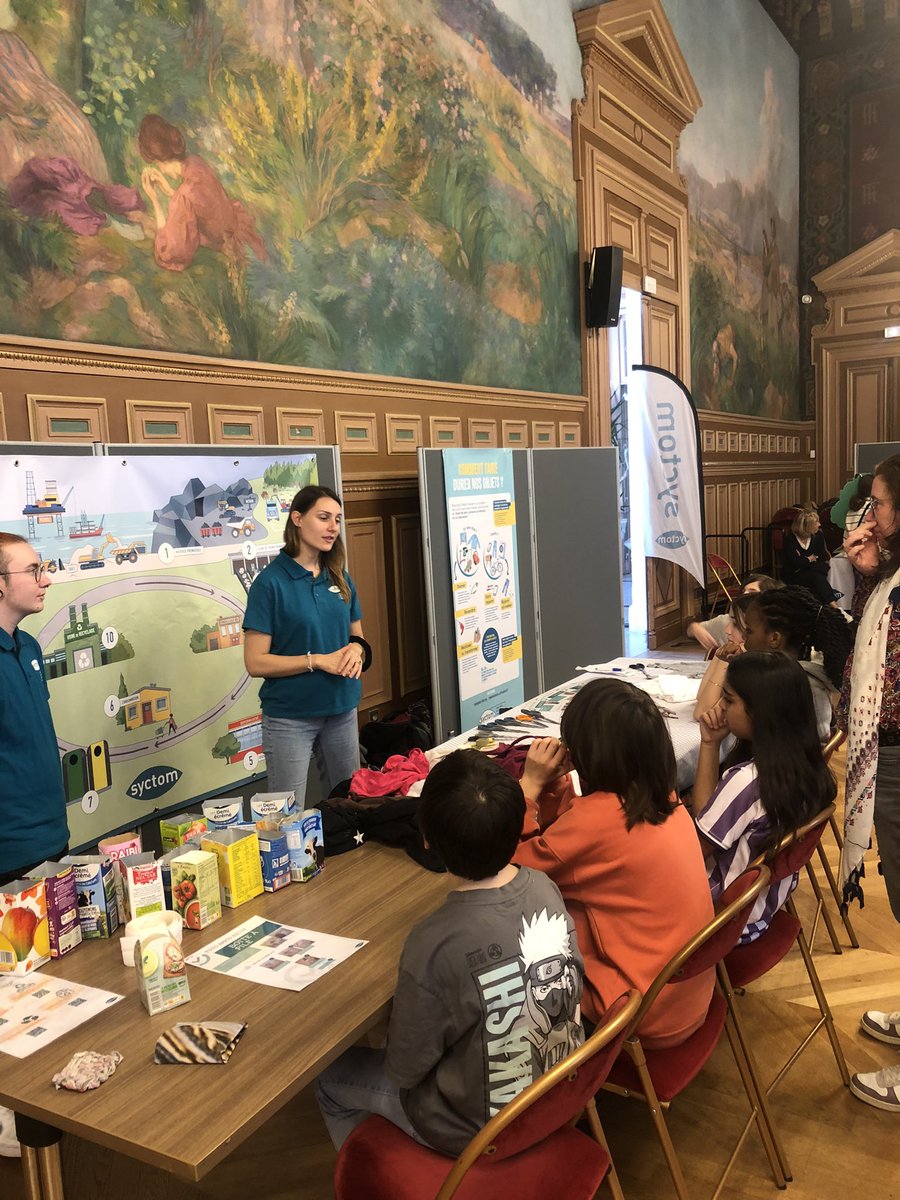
[117,853,166,922]
[200,829,263,908]
[250,791,295,822]
[170,850,222,929]
[62,855,120,939]
[134,933,191,1016]
[23,861,83,959]
[281,809,325,883]
[0,878,50,974]
[159,812,208,853]
[202,798,244,829]
[158,841,202,909]
[256,827,291,893]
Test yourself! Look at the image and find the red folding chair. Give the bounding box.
[334,988,642,1200]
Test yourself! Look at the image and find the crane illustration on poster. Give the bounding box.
[0,451,320,849]
[442,448,524,730]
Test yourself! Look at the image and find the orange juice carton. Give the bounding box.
[134,932,191,1016]
[0,878,50,974]
[250,791,296,822]
[281,810,325,883]
[23,862,82,959]
[255,827,291,892]
[200,829,263,908]
[116,853,166,922]
[62,855,120,939]
[202,798,244,829]
[170,850,222,929]
[159,812,208,853]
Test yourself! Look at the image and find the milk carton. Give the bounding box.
[170,850,222,929]
[250,791,295,822]
[23,862,82,959]
[256,827,291,892]
[134,933,191,1015]
[159,812,208,853]
[202,798,244,829]
[117,853,166,922]
[62,855,120,939]
[281,809,325,883]
[200,829,263,908]
[0,878,50,974]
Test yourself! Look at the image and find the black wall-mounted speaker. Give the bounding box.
[584,246,624,328]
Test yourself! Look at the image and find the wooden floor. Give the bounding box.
[3,748,899,1200]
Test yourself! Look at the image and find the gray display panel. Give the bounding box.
[856,443,900,474]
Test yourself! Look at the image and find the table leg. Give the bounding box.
[15,1113,65,1200]
[38,1143,65,1200]
[21,1145,43,1200]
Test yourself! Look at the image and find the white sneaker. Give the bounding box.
[849,1063,900,1112]
[860,1009,900,1047]
[0,1106,20,1158]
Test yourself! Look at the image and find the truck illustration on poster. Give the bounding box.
[0,449,329,849]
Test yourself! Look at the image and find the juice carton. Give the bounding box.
[200,829,263,908]
[281,809,325,883]
[134,932,191,1016]
[250,791,295,822]
[159,812,208,852]
[170,850,222,929]
[256,827,291,892]
[98,830,142,861]
[158,840,202,909]
[0,878,49,974]
[23,862,82,959]
[202,798,244,829]
[61,855,120,939]
[117,853,165,922]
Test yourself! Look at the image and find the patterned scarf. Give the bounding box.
[842,563,900,907]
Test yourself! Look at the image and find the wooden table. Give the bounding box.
[0,844,454,1197]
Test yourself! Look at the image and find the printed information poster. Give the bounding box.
[442,449,524,730]
[0,974,123,1059]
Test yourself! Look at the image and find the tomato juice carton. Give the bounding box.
[61,855,120,939]
[170,850,222,929]
[134,933,191,1016]
[0,878,50,974]
[250,791,295,822]
[23,862,83,959]
[281,810,325,883]
[159,841,202,909]
[255,827,291,893]
[202,798,244,829]
[117,853,166,922]
[200,829,263,908]
[159,812,208,853]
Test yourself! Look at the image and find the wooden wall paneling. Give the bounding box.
[501,419,528,447]
[531,420,556,447]
[643,213,679,291]
[385,414,423,455]
[126,399,194,443]
[275,408,325,446]
[467,418,497,448]
[559,421,582,447]
[27,394,109,442]
[345,517,391,715]
[208,404,265,444]
[390,514,429,697]
[0,393,6,440]
[429,416,462,447]
[844,361,890,475]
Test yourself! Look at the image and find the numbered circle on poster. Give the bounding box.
[243,750,259,772]
[158,542,175,565]
[104,694,121,718]
[81,790,100,815]
[101,626,119,650]
[242,540,257,561]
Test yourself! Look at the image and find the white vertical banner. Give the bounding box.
[629,366,706,588]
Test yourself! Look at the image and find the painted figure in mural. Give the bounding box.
[137,114,267,272]
[711,322,738,387]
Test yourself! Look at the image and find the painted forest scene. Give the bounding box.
[0,0,581,394]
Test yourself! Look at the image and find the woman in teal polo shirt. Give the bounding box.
[243,486,368,807]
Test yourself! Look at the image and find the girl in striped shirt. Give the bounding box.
[687,650,836,942]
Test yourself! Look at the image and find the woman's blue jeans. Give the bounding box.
[262,709,359,807]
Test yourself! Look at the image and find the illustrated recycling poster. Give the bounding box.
[0,449,323,849]
[442,449,524,731]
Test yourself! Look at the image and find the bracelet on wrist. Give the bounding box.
[307,650,313,673]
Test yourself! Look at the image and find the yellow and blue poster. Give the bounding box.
[443,450,524,731]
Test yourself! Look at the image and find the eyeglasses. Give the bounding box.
[870,497,893,513]
[3,562,47,582]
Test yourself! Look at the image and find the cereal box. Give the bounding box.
[200,829,263,908]
[160,812,208,853]
[170,850,222,929]
[134,933,191,1016]
[250,791,295,822]
[281,809,325,883]
[202,798,244,829]
[23,861,82,959]
[0,878,49,974]
[62,855,120,939]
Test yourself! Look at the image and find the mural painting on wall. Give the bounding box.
[0,0,583,394]
[664,0,801,420]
